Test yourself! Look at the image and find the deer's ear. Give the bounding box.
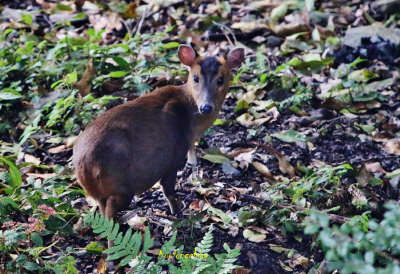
[226,47,244,69]
[178,45,197,67]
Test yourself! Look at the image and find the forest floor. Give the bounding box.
[1,0,400,273]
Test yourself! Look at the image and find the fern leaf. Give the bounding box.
[108,249,132,261]
[142,227,154,254]
[121,228,132,247]
[104,244,124,254]
[196,226,213,254]
[119,254,135,266]
[129,232,142,258]
[108,223,120,241]
[113,232,123,245]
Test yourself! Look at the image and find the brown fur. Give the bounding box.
[73,46,244,233]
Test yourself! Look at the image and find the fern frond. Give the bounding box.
[195,226,213,254]
[216,243,242,274]
[83,211,154,266]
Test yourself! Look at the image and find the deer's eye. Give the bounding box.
[217,77,224,85]
[194,75,199,83]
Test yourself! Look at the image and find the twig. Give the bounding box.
[134,6,147,36]
[212,21,234,47]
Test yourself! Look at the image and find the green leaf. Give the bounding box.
[305,0,314,11]
[270,3,288,23]
[31,233,43,247]
[304,224,320,234]
[347,57,367,68]
[272,129,309,143]
[21,14,33,25]
[202,154,229,164]
[385,168,400,179]
[234,100,249,112]
[0,157,22,188]
[24,262,39,271]
[109,71,128,78]
[56,3,73,11]
[162,42,180,49]
[348,69,377,82]
[208,206,232,225]
[86,241,105,255]
[0,88,22,100]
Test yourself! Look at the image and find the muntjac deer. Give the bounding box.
[73,45,244,226]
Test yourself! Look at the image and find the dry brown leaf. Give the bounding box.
[316,25,336,38]
[96,257,107,274]
[72,217,90,236]
[226,187,249,194]
[248,225,270,234]
[356,164,376,186]
[48,145,68,154]
[231,21,269,33]
[279,260,293,271]
[289,254,309,269]
[126,215,147,231]
[227,148,254,159]
[255,143,296,178]
[236,113,254,127]
[310,159,329,168]
[274,23,310,36]
[146,249,161,256]
[24,154,41,165]
[385,140,400,155]
[251,161,271,176]
[228,225,239,237]
[372,132,393,142]
[65,136,79,148]
[232,268,252,274]
[365,162,387,173]
[267,106,280,121]
[269,244,292,254]
[76,59,96,96]
[189,200,209,211]
[253,117,273,126]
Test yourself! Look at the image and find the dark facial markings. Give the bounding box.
[198,57,222,83]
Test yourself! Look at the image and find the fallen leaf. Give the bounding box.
[279,260,293,271]
[251,161,271,176]
[48,145,68,154]
[289,254,309,269]
[126,215,147,231]
[365,162,387,173]
[269,244,292,254]
[24,154,41,165]
[243,229,266,242]
[385,140,400,155]
[76,59,96,96]
[237,113,255,127]
[228,225,239,237]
